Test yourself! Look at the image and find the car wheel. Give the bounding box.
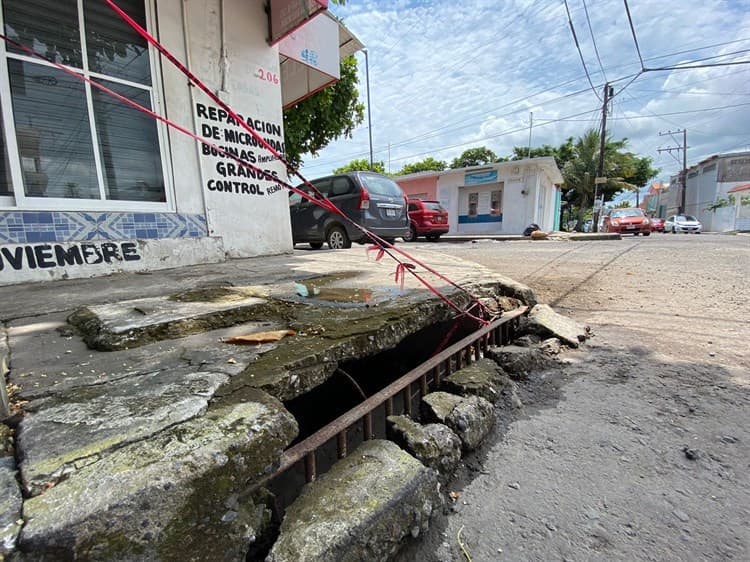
[634,232,639,236]
[426,234,441,242]
[672,227,676,233]
[309,242,323,250]
[643,232,651,236]
[403,224,417,242]
[327,226,351,249]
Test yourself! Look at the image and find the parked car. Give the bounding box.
[664,214,702,234]
[403,199,449,242]
[650,216,665,232]
[601,208,651,236]
[289,172,409,249]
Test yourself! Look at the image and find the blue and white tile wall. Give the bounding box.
[0,211,208,244]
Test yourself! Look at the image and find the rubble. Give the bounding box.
[527,304,589,347]
[267,440,440,562]
[387,415,462,475]
[421,392,495,451]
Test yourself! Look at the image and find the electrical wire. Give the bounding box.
[643,48,750,71]
[563,0,602,101]
[582,0,607,80]
[623,0,645,70]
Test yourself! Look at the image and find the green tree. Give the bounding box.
[615,200,632,208]
[334,159,385,174]
[396,157,447,176]
[450,147,498,168]
[283,56,365,168]
[560,130,657,228]
[508,138,575,170]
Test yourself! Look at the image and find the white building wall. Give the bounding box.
[160,0,293,257]
[0,0,294,285]
[434,162,557,235]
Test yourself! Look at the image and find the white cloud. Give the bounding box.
[300,0,750,180]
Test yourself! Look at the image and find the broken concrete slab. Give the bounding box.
[19,389,298,561]
[387,415,462,476]
[527,304,588,347]
[267,439,440,562]
[7,313,282,401]
[485,344,555,379]
[0,457,22,556]
[68,286,270,351]
[218,299,462,402]
[421,392,495,451]
[442,358,507,403]
[17,368,229,496]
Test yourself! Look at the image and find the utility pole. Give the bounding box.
[593,82,613,232]
[527,112,533,158]
[363,49,374,171]
[658,129,688,213]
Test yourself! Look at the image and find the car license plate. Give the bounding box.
[386,209,396,217]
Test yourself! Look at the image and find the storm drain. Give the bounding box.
[263,307,527,513]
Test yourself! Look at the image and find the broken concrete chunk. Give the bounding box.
[485,344,554,379]
[421,392,495,451]
[17,369,229,496]
[387,415,461,476]
[268,439,440,562]
[19,389,298,561]
[443,358,506,403]
[68,288,269,350]
[0,458,22,556]
[527,304,588,347]
[541,337,562,355]
[420,391,464,423]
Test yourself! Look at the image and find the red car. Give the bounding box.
[403,200,449,242]
[649,217,665,232]
[601,208,652,236]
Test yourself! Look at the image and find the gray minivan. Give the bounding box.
[289,172,409,249]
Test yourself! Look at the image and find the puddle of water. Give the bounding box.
[294,283,374,303]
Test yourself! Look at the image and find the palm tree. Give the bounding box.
[562,129,627,230]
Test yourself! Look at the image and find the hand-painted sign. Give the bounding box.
[464,170,498,185]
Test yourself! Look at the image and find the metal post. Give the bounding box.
[594,83,612,232]
[363,49,374,171]
[527,111,533,158]
[681,129,687,213]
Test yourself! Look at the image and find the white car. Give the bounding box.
[664,214,702,234]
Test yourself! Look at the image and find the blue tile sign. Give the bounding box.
[464,170,498,185]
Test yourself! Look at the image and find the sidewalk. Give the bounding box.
[0,246,535,559]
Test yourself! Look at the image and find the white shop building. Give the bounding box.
[395,158,564,235]
[0,0,359,285]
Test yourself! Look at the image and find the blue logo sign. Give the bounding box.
[464,170,498,185]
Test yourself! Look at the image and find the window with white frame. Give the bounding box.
[0,0,166,206]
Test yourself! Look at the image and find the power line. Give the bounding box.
[582,0,607,80]
[556,100,750,121]
[623,0,645,69]
[643,48,750,72]
[563,0,602,101]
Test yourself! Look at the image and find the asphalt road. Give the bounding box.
[398,233,750,561]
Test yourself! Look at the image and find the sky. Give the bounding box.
[298,0,750,199]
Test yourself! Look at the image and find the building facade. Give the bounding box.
[0,0,355,285]
[395,158,563,235]
[663,151,750,231]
